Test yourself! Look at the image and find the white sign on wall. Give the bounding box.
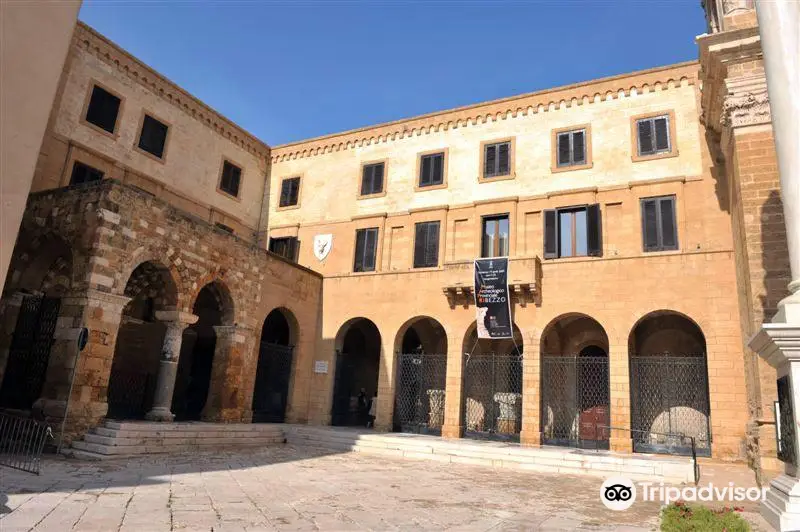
[313,234,333,261]
[314,360,329,374]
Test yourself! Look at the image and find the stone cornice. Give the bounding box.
[271,62,699,164]
[73,22,271,159]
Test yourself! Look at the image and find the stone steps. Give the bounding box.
[67,421,286,460]
[284,425,695,483]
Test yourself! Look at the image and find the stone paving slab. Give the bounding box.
[0,445,772,531]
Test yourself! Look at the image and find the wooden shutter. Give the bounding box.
[637,119,653,155]
[498,143,510,174]
[484,145,496,176]
[373,164,384,193]
[289,237,300,262]
[361,166,371,195]
[641,199,659,251]
[420,156,432,186]
[659,197,678,249]
[425,222,439,266]
[572,131,585,164]
[654,117,670,151]
[364,228,377,271]
[557,133,571,166]
[543,209,558,259]
[586,203,602,256]
[353,230,366,271]
[432,154,443,185]
[279,179,291,206]
[413,223,426,267]
[229,165,241,196]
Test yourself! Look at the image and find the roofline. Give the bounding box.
[272,60,699,151]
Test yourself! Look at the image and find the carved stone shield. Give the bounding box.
[313,234,333,261]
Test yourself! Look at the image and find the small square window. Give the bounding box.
[483,141,511,179]
[556,129,587,167]
[85,85,121,134]
[636,115,671,157]
[360,162,385,196]
[69,161,104,185]
[419,153,444,188]
[138,114,169,159]
[269,237,300,262]
[641,195,678,252]
[219,161,242,197]
[279,177,301,207]
[354,228,379,272]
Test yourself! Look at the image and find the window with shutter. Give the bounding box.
[360,163,385,196]
[137,114,169,159]
[419,152,444,188]
[353,228,379,272]
[269,237,300,262]
[641,195,678,251]
[555,128,588,168]
[636,115,671,157]
[413,221,440,268]
[219,160,242,197]
[542,204,602,259]
[483,141,511,178]
[481,215,509,258]
[543,210,558,259]
[279,177,301,207]
[70,161,104,185]
[85,85,121,134]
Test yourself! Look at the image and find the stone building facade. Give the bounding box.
[0,2,790,475]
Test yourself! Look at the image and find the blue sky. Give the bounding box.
[79,1,706,146]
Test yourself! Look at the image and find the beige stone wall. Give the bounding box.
[31,23,269,234]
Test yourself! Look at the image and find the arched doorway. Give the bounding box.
[172,282,232,421]
[540,314,610,450]
[0,233,71,410]
[107,261,178,419]
[461,322,523,441]
[252,308,296,423]
[331,318,381,427]
[393,317,447,435]
[629,310,711,456]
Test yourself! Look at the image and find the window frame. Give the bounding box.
[277,176,302,210]
[217,158,244,200]
[353,227,380,273]
[69,161,105,186]
[640,195,679,252]
[480,214,511,258]
[413,220,441,268]
[357,160,387,199]
[479,137,516,183]
[81,80,124,139]
[134,110,171,163]
[268,236,300,262]
[630,110,678,162]
[415,149,448,191]
[551,124,592,173]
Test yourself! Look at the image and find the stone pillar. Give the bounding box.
[608,342,632,452]
[144,311,198,422]
[0,292,25,385]
[202,325,254,422]
[520,336,541,446]
[374,343,396,432]
[442,333,464,439]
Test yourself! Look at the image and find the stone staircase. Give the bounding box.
[284,425,696,484]
[67,420,285,460]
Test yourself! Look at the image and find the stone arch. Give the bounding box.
[251,307,300,423]
[331,317,381,427]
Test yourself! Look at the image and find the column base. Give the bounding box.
[145,407,175,422]
[442,424,463,439]
[762,474,800,531]
[610,437,633,453]
[520,430,541,446]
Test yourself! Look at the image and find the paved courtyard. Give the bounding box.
[0,446,769,531]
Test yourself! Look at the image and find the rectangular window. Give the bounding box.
[279,177,301,207]
[636,115,671,157]
[219,160,242,197]
[69,161,104,185]
[556,129,587,167]
[137,114,169,159]
[543,204,602,259]
[413,221,440,268]
[641,196,678,252]
[353,227,379,272]
[483,141,511,178]
[360,162,385,196]
[481,215,510,258]
[269,237,300,262]
[215,222,234,235]
[85,85,121,134]
[419,152,444,187]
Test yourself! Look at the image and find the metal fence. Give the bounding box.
[462,352,523,441]
[107,369,154,420]
[394,352,447,435]
[0,412,52,475]
[630,354,711,457]
[252,342,294,423]
[541,355,610,450]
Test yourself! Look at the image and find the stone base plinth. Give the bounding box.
[763,474,800,531]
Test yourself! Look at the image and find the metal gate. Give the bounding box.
[107,369,155,420]
[541,355,610,449]
[0,295,61,410]
[630,354,711,456]
[462,352,523,441]
[252,342,294,423]
[394,352,447,435]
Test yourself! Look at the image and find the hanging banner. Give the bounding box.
[474,258,512,339]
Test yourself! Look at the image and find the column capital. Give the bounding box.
[155,310,199,326]
[63,288,132,310]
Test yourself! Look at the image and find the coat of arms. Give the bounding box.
[313,234,333,261]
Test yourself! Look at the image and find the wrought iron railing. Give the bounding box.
[0,411,53,475]
[462,352,523,441]
[394,352,447,435]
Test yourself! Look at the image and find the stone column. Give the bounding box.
[374,344,396,432]
[202,325,254,422]
[608,342,632,452]
[145,311,198,422]
[442,333,464,439]
[520,336,541,446]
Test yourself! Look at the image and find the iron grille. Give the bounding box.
[0,295,61,410]
[541,355,610,449]
[0,412,52,475]
[394,352,447,435]
[463,352,523,441]
[106,369,154,420]
[252,342,294,423]
[630,354,711,457]
[777,375,796,465]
